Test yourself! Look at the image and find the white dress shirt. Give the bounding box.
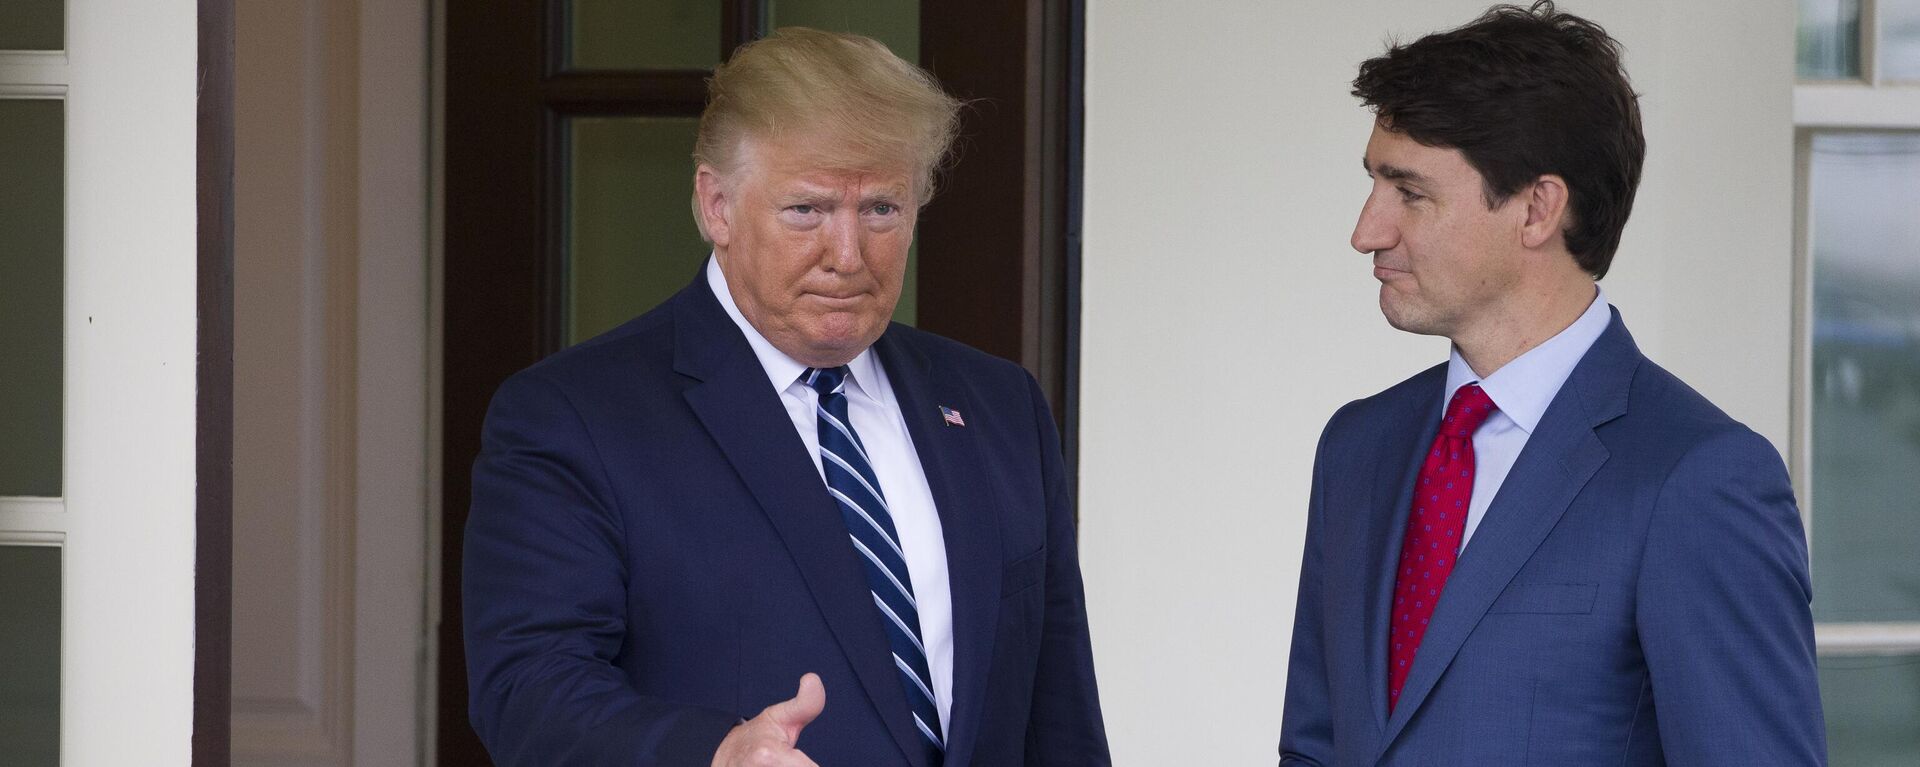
[707,258,954,735]
[1446,287,1613,552]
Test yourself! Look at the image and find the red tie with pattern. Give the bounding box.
[1388,382,1497,712]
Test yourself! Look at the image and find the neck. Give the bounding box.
[1453,276,1597,379]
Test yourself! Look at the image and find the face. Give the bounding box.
[699,139,918,368]
[1353,123,1529,339]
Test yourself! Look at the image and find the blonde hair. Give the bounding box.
[693,28,962,215]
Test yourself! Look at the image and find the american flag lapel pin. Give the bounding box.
[939,405,966,427]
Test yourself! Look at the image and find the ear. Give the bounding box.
[1520,174,1571,250]
[694,165,734,247]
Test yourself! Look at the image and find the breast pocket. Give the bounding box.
[1001,545,1047,597]
[1488,582,1598,614]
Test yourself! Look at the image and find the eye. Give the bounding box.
[778,203,825,229]
[868,203,898,216]
[1397,187,1425,203]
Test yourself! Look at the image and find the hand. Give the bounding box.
[711,673,826,767]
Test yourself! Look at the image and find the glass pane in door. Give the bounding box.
[1798,0,1862,79]
[769,0,920,61]
[1807,131,1920,623]
[1882,0,1920,80]
[0,545,60,767]
[0,0,63,50]
[1821,654,1920,765]
[568,0,720,71]
[567,117,709,343]
[0,99,64,497]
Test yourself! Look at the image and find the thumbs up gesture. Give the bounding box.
[712,674,826,767]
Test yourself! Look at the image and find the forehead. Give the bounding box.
[738,136,914,193]
[1363,123,1483,187]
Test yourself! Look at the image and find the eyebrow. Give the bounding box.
[774,191,834,207]
[861,185,909,205]
[1363,156,1429,184]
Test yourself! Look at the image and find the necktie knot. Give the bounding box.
[1440,383,1497,439]
[805,366,850,397]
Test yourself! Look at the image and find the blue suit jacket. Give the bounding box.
[464,275,1109,766]
[1280,312,1826,766]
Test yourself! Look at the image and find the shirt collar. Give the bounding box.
[1444,286,1612,435]
[706,255,887,403]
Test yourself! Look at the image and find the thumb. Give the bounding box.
[769,672,826,743]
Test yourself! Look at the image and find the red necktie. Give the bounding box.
[1388,383,1497,712]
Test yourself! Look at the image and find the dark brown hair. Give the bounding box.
[1353,1,1644,278]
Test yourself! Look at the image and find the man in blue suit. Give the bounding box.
[1280,4,1826,764]
[464,28,1108,766]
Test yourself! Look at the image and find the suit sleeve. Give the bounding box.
[1636,428,1827,766]
[463,371,739,766]
[1019,373,1114,765]
[1278,412,1341,767]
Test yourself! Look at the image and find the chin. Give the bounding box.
[796,325,884,365]
[1379,298,1441,337]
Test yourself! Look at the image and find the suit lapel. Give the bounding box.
[1363,366,1447,737]
[672,284,928,767]
[874,329,1003,767]
[1377,313,1638,754]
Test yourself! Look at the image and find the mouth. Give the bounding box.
[804,291,869,307]
[1373,264,1410,281]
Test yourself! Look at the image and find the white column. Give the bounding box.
[64,0,202,763]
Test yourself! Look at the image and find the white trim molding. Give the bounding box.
[0,496,66,545]
[0,50,69,97]
[1816,623,1920,656]
[1794,84,1920,128]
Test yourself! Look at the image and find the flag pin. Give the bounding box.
[939,405,966,427]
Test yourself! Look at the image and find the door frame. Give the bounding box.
[197,0,236,763]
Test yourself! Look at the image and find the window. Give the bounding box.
[0,4,66,764]
[1795,1,1920,762]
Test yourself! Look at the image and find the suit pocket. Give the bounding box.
[1488,582,1598,614]
[1001,545,1047,597]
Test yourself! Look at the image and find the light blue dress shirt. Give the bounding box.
[1445,287,1613,552]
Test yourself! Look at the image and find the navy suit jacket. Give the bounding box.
[463,274,1108,766]
[1280,312,1826,766]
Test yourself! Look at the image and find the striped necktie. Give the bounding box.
[805,366,945,765]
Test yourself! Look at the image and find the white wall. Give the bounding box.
[1077,1,1794,763]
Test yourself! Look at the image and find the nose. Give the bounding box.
[820,209,862,273]
[1350,190,1397,255]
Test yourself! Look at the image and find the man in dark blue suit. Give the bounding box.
[1280,3,1825,765]
[464,28,1108,767]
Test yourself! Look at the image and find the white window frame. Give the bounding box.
[1793,0,1920,656]
[0,40,71,767]
[0,49,69,546]
[5,3,204,763]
